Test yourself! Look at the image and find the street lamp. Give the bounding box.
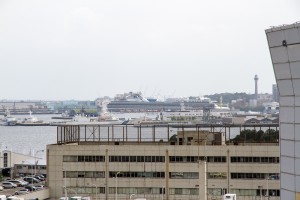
[92,184,98,200]
[258,186,263,200]
[34,150,44,176]
[266,177,269,200]
[115,172,120,200]
[22,161,33,185]
[130,194,136,200]
[62,167,67,200]
[161,187,164,200]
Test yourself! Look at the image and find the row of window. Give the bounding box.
[62,155,279,164]
[66,187,280,197]
[70,187,197,195]
[3,153,8,167]
[169,156,226,163]
[231,157,279,163]
[109,171,165,178]
[112,187,198,195]
[63,171,280,180]
[63,156,105,162]
[230,189,280,197]
[231,173,280,179]
[109,156,165,163]
[63,171,228,179]
[16,165,46,170]
[64,171,105,178]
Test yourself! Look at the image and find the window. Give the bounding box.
[208,172,227,179]
[65,171,105,178]
[63,155,105,162]
[231,157,279,163]
[3,153,8,167]
[170,172,199,179]
[231,173,279,180]
[109,156,164,163]
[109,171,165,178]
[169,156,226,163]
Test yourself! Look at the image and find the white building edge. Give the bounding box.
[266,21,300,200]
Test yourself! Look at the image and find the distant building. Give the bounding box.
[249,99,257,107]
[272,84,279,102]
[0,150,45,178]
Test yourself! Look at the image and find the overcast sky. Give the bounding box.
[0,0,299,100]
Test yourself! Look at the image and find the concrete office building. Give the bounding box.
[266,22,300,200]
[47,124,280,200]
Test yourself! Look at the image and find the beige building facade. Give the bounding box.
[47,124,280,200]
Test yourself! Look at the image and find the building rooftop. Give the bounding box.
[265,21,300,32]
[54,124,279,146]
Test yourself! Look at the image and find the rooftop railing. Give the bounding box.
[56,123,279,145]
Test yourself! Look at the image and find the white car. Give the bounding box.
[0,185,3,191]
[14,188,30,195]
[34,185,44,190]
[2,182,17,189]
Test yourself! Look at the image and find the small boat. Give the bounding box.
[0,110,17,126]
[51,112,73,120]
[20,111,44,124]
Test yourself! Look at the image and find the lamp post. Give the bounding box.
[22,161,33,185]
[92,184,98,200]
[258,186,263,200]
[130,194,136,200]
[266,178,269,200]
[62,167,67,200]
[34,150,44,176]
[161,187,164,200]
[115,172,120,200]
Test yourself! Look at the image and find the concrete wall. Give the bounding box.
[15,188,50,200]
[47,143,279,200]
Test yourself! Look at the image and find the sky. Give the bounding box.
[0,0,300,101]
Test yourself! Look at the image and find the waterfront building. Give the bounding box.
[266,21,300,200]
[0,149,44,178]
[14,161,46,178]
[47,124,280,200]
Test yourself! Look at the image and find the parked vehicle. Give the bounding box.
[223,193,237,200]
[34,185,44,190]
[0,186,3,191]
[0,195,6,200]
[1,182,17,189]
[33,175,45,181]
[14,189,29,195]
[19,181,28,186]
[6,196,24,200]
[7,180,26,187]
[22,177,39,184]
[24,185,36,191]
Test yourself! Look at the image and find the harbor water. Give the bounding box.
[0,113,157,157]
